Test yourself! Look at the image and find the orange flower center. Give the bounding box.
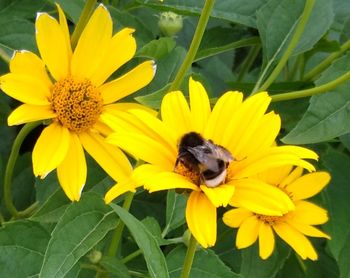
[174,161,201,185]
[51,77,103,133]
[256,214,284,225]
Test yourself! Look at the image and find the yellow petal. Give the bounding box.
[100,61,156,104]
[186,191,217,248]
[33,122,70,178]
[93,120,113,137]
[35,12,70,80]
[189,77,211,134]
[9,50,52,88]
[204,91,243,145]
[239,112,281,158]
[286,219,330,239]
[231,146,318,178]
[71,4,112,81]
[132,164,164,185]
[56,4,72,61]
[8,104,55,126]
[128,108,177,152]
[259,223,275,259]
[257,165,294,186]
[0,73,50,105]
[79,131,132,181]
[279,166,303,188]
[161,91,193,139]
[57,132,86,201]
[273,222,318,260]
[236,215,260,248]
[146,172,199,192]
[223,208,253,228]
[200,184,235,207]
[91,28,137,86]
[230,178,294,215]
[223,92,271,157]
[107,132,175,171]
[104,179,137,204]
[287,172,331,200]
[104,102,157,116]
[290,201,329,225]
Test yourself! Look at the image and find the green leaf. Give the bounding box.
[240,241,290,278]
[99,256,131,278]
[135,46,187,108]
[40,193,118,278]
[0,220,50,278]
[0,0,45,19]
[195,37,260,62]
[0,18,36,53]
[282,53,350,144]
[137,0,267,28]
[110,203,170,278]
[257,0,333,61]
[31,188,70,223]
[167,246,239,278]
[53,0,85,23]
[322,150,350,278]
[163,190,186,236]
[136,37,176,60]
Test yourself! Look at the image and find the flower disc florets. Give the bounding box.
[51,77,103,133]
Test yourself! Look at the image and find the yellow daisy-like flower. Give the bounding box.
[0,4,156,201]
[105,77,318,248]
[223,166,331,260]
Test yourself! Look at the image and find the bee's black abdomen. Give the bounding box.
[179,132,204,148]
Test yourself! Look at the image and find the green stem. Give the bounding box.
[71,0,97,48]
[180,234,197,278]
[237,45,261,82]
[271,70,350,102]
[107,192,135,257]
[4,122,41,218]
[0,47,10,63]
[252,0,315,94]
[168,0,216,91]
[303,38,350,81]
[18,201,39,218]
[121,249,142,264]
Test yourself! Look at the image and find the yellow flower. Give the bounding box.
[223,166,331,260]
[105,77,318,248]
[0,4,156,201]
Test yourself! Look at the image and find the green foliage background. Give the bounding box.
[0,0,349,277]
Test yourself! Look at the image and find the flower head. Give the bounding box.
[0,4,156,201]
[223,166,331,260]
[105,77,318,248]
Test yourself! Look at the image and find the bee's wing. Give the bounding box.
[187,144,220,171]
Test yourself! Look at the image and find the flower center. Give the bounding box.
[256,214,284,225]
[174,161,201,185]
[51,77,103,133]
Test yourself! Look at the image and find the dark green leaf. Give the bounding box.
[282,53,350,144]
[322,150,350,278]
[110,203,170,278]
[167,245,239,278]
[99,256,131,278]
[31,188,70,223]
[40,193,118,278]
[137,0,267,28]
[136,37,176,60]
[0,0,45,19]
[53,0,85,23]
[257,0,333,61]
[163,190,186,236]
[0,18,36,52]
[240,241,290,278]
[0,220,50,278]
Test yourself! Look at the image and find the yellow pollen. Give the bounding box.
[51,77,103,133]
[256,214,285,225]
[174,162,201,186]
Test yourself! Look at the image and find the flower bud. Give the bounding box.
[158,11,183,37]
[87,250,102,264]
